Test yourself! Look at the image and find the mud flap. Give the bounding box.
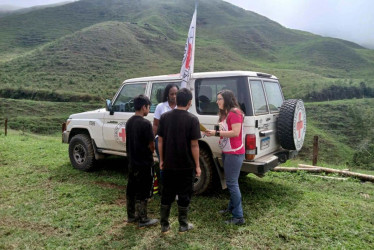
[214,158,227,190]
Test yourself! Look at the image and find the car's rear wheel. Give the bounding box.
[194,148,215,195]
[69,134,96,171]
[277,99,306,151]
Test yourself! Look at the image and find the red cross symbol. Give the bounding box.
[296,112,304,139]
[118,128,126,142]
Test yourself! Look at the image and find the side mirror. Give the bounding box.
[106,99,114,115]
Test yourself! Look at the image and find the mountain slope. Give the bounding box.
[0,0,373,99]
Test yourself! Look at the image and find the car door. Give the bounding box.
[102,82,147,152]
[249,79,283,157]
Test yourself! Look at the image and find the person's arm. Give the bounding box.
[149,140,155,153]
[204,122,241,138]
[153,118,159,136]
[191,139,201,177]
[158,136,164,170]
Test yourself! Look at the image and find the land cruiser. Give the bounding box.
[62,71,306,194]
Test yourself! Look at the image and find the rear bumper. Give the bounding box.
[241,155,279,175]
[217,154,279,175]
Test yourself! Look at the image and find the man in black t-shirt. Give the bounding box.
[158,88,201,233]
[125,95,158,228]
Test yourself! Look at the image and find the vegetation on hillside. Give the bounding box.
[0,0,373,99]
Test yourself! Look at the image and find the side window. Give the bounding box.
[264,81,283,113]
[149,81,181,113]
[112,83,146,112]
[249,80,268,115]
[195,77,250,115]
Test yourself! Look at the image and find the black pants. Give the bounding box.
[161,169,195,207]
[126,167,153,201]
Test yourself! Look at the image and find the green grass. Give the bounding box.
[1,130,373,248]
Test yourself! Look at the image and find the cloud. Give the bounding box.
[225,0,374,49]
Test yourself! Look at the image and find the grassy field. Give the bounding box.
[1,130,373,249]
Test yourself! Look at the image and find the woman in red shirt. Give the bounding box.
[205,89,245,225]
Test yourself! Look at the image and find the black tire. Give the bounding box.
[239,171,248,177]
[277,99,306,151]
[194,148,215,195]
[69,134,96,171]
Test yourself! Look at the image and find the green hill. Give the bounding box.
[1,0,373,99]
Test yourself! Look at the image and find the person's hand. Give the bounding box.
[204,129,215,137]
[195,165,201,177]
[159,160,164,170]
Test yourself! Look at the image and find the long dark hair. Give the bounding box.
[162,83,179,102]
[217,89,243,122]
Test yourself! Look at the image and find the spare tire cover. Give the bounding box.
[277,99,306,151]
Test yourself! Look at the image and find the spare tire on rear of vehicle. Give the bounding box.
[277,99,306,151]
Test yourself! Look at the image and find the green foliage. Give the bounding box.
[302,99,374,167]
[1,0,374,99]
[305,84,374,102]
[1,131,373,248]
[0,87,101,102]
[0,98,102,134]
[352,138,374,170]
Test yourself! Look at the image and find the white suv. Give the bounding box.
[62,71,306,194]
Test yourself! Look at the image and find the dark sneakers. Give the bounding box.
[225,217,245,225]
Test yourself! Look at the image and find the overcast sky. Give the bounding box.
[225,0,374,49]
[1,0,373,49]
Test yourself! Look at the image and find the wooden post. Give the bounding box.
[4,118,7,136]
[313,135,319,166]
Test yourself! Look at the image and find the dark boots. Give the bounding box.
[160,204,171,233]
[178,206,193,233]
[126,197,138,223]
[138,200,158,228]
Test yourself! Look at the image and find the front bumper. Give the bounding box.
[62,131,70,143]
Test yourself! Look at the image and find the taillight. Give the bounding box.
[245,134,256,160]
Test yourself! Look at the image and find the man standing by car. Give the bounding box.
[158,88,201,233]
[126,95,158,228]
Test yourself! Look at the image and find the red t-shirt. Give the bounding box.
[219,109,245,154]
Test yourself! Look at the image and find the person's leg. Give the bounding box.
[160,170,177,232]
[223,153,245,224]
[136,168,158,228]
[177,169,195,232]
[220,153,233,214]
[126,171,138,223]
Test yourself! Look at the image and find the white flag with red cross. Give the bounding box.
[180,7,197,88]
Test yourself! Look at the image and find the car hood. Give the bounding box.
[69,108,106,119]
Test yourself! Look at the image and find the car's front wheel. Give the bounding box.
[69,134,96,171]
[194,148,215,195]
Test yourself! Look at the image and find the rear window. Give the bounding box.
[249,80,283,115]
[195,76,251,115]
[264,81,283,113]
[250,80,268,115]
